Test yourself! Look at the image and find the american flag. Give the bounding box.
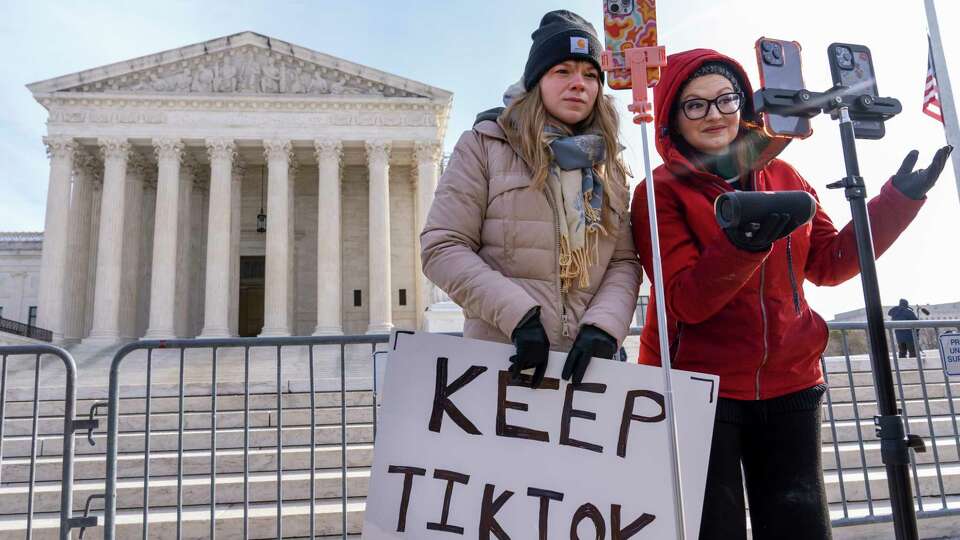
[924,38,944,123]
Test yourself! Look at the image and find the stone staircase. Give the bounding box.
[0,388,375,539]
[820,352,960,538]
[0,352,958,538]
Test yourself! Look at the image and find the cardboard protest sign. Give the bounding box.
[362,332,718,539]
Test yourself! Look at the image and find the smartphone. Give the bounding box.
[755,37,813,139]
[603,0,659,90]
[828,42,884,139]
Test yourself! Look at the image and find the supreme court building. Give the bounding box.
[26,32,452,347]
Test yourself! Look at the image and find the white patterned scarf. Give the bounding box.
[543,127,608,292]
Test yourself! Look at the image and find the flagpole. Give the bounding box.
[924,0,960,208]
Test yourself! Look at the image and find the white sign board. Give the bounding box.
[940,332,960,377]
[362,331,719,539]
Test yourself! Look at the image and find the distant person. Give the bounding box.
[889,298,919,358]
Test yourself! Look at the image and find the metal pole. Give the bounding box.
[640,121,687,540]
[836,107,919,540]
[924,0,960,208]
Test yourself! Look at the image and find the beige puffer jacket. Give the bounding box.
[421,119,642,351]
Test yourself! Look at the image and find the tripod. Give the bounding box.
[756,86,926,540]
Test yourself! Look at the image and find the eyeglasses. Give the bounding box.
[679,92,744,120]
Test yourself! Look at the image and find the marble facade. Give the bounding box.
[26,31,452,345]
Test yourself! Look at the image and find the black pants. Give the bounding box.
[898,340,917,358]
[698,391,832,540]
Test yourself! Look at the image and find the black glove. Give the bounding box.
[722,212,795,252]
[891,146,953,200]
[562,325,617,385]
[509,308,549,388]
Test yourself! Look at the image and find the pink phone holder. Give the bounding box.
[601,46,667,124]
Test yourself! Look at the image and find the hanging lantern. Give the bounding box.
[257,166,267,233]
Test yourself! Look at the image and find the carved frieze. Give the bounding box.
[61,46,425,98]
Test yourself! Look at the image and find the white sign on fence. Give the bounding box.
[362,331,719,539]
[940,332,960,377]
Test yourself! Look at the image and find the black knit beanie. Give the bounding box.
[678,61,744,99]
[523,10,605,90]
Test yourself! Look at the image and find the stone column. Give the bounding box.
[174,156,198,338]
[36,136,76,341]
[199,139,236,338]
[119,153,148,341]
[84,138,130,345]
[260,139,293,337]
[228,160,244,336]
[313,139,343,336]
[143,139,184,339]
[414,141,442,329]
[63,151,98,342]
[366,140,393,334]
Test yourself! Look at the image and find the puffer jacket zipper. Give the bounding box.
[755,263,769,400]
[543,181,570,338]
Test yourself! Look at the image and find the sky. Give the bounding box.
[0,0,957,319]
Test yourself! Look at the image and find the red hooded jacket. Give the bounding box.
[631,49,924,400]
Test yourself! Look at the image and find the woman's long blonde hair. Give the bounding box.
[500,81,630,200]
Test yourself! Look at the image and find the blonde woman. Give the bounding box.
[421,10,642,387]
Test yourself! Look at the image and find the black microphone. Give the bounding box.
[715,190,817,230]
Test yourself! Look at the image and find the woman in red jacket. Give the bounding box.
[631,49,952,540]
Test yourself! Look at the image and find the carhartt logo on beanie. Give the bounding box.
[523,10,604,91]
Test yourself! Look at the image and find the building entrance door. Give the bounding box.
[238,256,265,337]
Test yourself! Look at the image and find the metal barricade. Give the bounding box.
[0,344,97,539]
[100,335,388,540]
[68,320,958,538]
[820,319,960,530]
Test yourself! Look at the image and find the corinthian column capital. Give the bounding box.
[153,138,184,163]
[43,136,77,160]
[206,138,237,162]
[98,138,130,162]
[314,139,343,163]
[365,140,391,166]
[263,138,293,162]
[413,140,442,164]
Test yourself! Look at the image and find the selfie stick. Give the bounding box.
[602,45,687,540]
[755,86,924,540]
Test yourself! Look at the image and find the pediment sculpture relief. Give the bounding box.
[64,47,423,98]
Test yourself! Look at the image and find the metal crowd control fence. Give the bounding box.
[0,344,97,539]
[822,319,960,531]
[2,320,958,538]
[100,334,389,540]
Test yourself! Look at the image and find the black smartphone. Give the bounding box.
[828,42,884,139]
[755,37,813,139]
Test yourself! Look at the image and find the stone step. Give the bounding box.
[0,467,372,514]
[0,404,374,436]
[0,498,366,539]
[822,436,960,471]
[0,443,375,483]
[0,390,376,418]
[827,382,960,403]
[0,423,374,458]
[822,397,960,421]
[824,462,960,503]
[824,367,951,388]
[822,415,958,443]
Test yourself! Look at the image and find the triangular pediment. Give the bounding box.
[27,31,450,100]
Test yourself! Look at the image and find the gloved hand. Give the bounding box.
[722,213,797,252]
[891,146,953,200]
[509,308,549,388]
[562,325,617,385]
